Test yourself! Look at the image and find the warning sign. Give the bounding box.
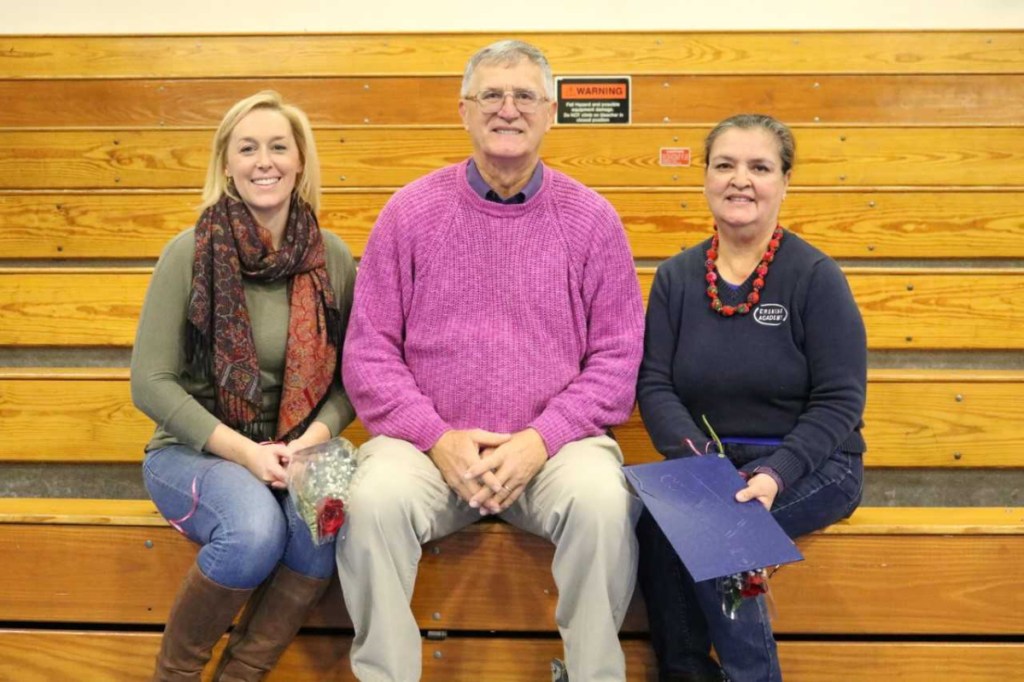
[556,76,631,125]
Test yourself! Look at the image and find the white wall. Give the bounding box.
[3,0,1023,33]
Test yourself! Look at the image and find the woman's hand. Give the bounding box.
[241,441,291,489]
[735,472,779,511]
[204,421,333,489]
[203,424,290,488]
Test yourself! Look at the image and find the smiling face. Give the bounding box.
[458,60,556,169]
[224,107,303,232]
[704,127,790,236]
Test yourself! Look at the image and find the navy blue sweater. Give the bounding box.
[637,230,867,488]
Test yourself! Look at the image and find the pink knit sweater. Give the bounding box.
[342,160,644,455]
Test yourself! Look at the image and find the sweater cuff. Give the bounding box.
[760,449,807,490]
[165,400,222,453]
[752,466,786,494]
[392,409,452,454]
[528,410,580,458]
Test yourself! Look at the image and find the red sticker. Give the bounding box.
[660,147,691,167]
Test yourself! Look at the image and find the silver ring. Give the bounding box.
[502,484,514,493]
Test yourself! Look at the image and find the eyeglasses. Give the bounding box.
[462,88,551,114]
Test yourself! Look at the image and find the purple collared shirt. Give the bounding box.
[466,159,544,204]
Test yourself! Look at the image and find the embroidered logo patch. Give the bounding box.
[753,303,788,326]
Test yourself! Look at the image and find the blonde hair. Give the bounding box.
[200,90,321,214]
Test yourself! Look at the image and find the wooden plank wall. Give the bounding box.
[4,368,1023,467]
[0,31,1022,469]
[0,32,1022,682]
[2,268,1023,349]
[1,32,1023,262]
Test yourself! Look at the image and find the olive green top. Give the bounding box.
[130,228,357,452]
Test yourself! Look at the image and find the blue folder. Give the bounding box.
[625,455,803,582]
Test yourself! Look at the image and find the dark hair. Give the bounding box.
[703,114,795,175]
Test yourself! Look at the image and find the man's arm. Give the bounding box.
[342,200,453,452]
[528,201,645,454]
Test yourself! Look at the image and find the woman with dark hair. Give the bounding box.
[636,114,867,681]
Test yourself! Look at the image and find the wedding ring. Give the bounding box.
[502,484,514,493]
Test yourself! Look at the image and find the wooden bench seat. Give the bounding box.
[0,501,1021,681]
[1,500,1021,635]
[2,633,1023,682]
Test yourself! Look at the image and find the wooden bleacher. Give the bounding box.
[1,31,1023,681]
[3,367,1023,467]
[3,267,1024,349]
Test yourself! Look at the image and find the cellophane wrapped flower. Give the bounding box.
[717,568,772,619]
[287,437,358,545]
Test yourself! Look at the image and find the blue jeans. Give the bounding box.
[143,444,336,589]
[637,449,863,682]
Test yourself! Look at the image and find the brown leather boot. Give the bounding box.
[152,563,254,681]
[212,564,331,681]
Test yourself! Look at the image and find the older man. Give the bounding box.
[338,39,644,681]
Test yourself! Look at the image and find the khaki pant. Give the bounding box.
[336,434,642,681]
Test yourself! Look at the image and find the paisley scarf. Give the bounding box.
[185,194,340,442]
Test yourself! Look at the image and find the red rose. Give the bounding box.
[316,498,346,539]
[739,571,768,598]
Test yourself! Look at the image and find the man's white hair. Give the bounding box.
[460,39,555,99]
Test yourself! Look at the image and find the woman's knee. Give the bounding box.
[772,452,864,538]
[280,495,339,579]
[143,445,213,524]
[196,470,289,587]
[200,507,287,586]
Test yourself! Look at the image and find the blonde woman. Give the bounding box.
[131,91,355,680]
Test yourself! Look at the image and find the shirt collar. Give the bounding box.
[466,159,544,205]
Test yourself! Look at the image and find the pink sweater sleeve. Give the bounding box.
[341,201,451,452]
[528,199,645,455]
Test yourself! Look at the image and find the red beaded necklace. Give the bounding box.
[705,225,783,317]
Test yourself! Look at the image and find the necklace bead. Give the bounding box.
[705,226,783,317]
